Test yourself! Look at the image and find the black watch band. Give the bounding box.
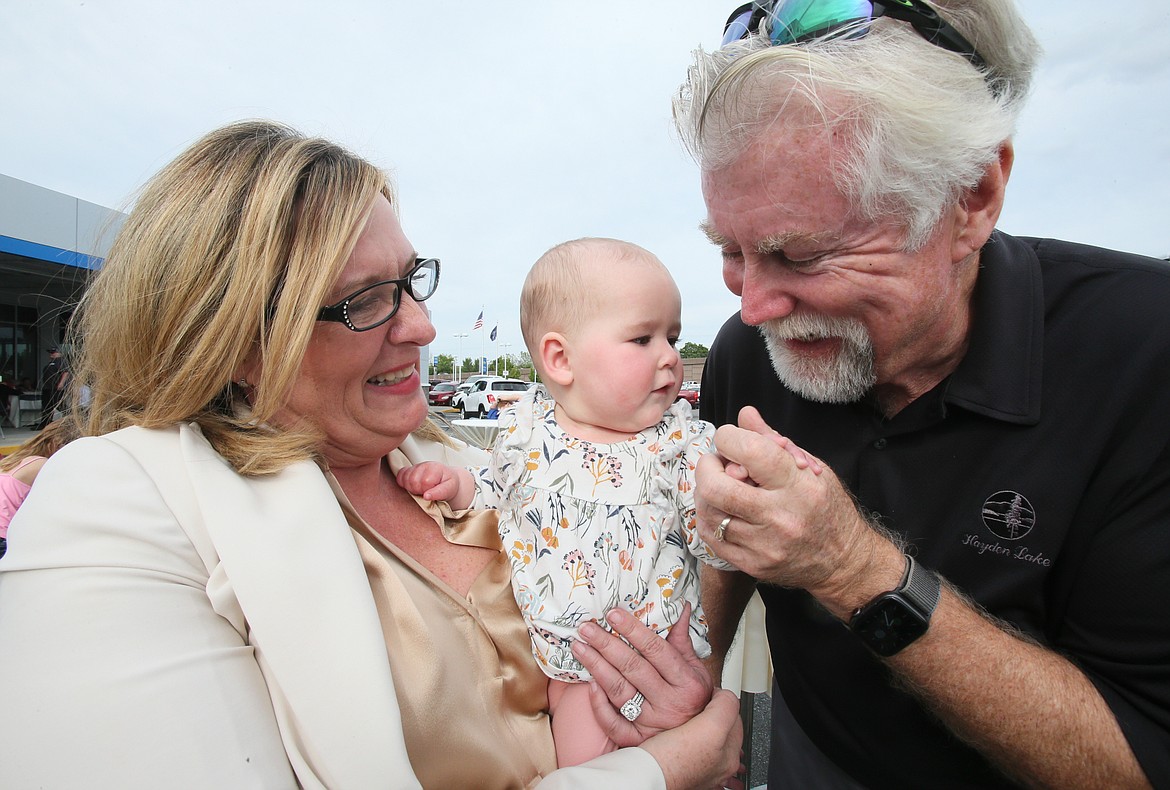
[849,555,941,657]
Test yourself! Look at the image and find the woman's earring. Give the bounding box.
[238,378,248,388]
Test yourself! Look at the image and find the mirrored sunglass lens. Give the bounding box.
[766,0,873,45]
[347,283,399,329]
[721,8,756,45]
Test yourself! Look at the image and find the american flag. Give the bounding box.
[472,310,483,331]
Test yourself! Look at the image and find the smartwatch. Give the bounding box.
[849,554,941,657]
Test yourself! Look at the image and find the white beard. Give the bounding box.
[758,313,876,403]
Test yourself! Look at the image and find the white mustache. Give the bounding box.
[757,312,875,404]
[763,313,867,343]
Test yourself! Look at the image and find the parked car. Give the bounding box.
[427,381,457,407]
[451,375,508,410]
[450,382,474,412]
[676,381,700,409]
[462,378,530,418]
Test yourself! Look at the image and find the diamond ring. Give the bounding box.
[620,691,645,722]
[714,515,732,542]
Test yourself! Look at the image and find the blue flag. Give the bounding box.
[489,324,497,342]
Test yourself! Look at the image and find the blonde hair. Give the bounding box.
[0,419,79,473]
[673,0,1039,250]
[67,120,391,475]
[520,238,666,375]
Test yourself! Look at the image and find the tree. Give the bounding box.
[680,342,709,359]
[517,351,538,383]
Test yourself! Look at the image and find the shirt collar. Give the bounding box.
[944,231,1043,425]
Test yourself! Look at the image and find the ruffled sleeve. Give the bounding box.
[656,404,737,571]
[472,389,544,512]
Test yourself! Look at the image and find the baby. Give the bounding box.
[399,238,735,766]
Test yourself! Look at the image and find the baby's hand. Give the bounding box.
[769,433,824,475]
[722,437,823,485]
[396,461,462,502]
[734,407,824,477]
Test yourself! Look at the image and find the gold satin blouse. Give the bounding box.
[327,456,558,790]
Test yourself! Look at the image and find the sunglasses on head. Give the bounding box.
[721,0,988,71]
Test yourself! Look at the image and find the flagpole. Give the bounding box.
[454,333,468,383]
[470,308,485,376]
[480,306,485,375]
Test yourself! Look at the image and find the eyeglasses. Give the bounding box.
[721,0,988,71]
[317,256,440,332]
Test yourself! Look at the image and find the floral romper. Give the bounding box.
[472,389,735,682]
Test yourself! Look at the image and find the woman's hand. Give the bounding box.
[570,602,714,746]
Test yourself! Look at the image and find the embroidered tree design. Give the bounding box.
[1002,493,1034,538]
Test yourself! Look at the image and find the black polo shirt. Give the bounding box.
[702,231,1170,788]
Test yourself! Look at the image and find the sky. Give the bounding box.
[2,1,1168,367]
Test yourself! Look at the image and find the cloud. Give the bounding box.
[2,0,1166,356]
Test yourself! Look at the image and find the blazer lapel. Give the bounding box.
[179,424,419,788]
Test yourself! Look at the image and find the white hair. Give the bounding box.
[673,0,1040,249]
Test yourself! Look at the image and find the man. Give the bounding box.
[675,1,1168,787]
[38,347,69,429]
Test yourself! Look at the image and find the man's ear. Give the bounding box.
[952,141,1013,263]
[539,332,574,387]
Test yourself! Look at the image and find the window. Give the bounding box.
[0,304,40,389]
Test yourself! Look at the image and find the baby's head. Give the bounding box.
[520,238,684,442]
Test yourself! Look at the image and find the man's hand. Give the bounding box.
[695,406,903,618]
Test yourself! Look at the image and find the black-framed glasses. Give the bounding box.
[721,0,988,71]
[317,257,440,332]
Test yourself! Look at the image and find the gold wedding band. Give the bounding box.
[714,515,732,542]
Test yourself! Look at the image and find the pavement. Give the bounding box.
[0,425,41,456]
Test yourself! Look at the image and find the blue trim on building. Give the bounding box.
[0,235,103,270]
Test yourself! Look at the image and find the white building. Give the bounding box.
[0,174,124,389]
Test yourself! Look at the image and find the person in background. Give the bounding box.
[0,376,17,425]
[0,418,79,558]
[485,390,522,419]
[675,0,1168,787]
[0,121,741,789]
[37,347,69,429]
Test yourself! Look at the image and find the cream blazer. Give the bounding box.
[0,423,664,789]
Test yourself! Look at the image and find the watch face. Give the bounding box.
[851,595,929,657]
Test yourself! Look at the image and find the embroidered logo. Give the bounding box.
[980,490,1036,540]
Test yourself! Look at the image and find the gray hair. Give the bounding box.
[673,0,1039,249]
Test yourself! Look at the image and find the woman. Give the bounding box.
[0,418,78,557]
[0,121,741,788]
